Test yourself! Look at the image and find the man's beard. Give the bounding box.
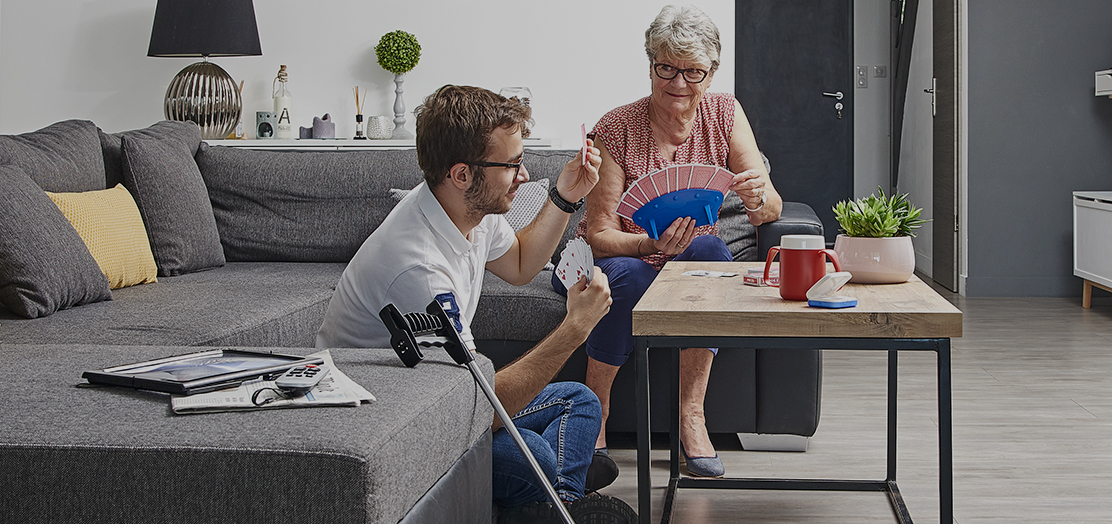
[464,171,514,219]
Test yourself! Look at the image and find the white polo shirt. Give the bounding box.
[316,181,516,349]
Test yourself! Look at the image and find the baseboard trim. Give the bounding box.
[736,433,809,452]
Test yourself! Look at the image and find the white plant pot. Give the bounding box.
[833,234,915,284]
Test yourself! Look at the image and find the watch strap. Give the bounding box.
[549,185,584,213]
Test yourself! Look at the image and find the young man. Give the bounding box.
[316,85,634,523]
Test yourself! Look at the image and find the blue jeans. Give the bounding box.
[552,235,732,366]
[492,381,601,506]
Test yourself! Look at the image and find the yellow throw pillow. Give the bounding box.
[46,184,158,289]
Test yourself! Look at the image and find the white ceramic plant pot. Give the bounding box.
[833,234,915,284]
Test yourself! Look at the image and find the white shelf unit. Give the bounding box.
[1073,191,1112,307]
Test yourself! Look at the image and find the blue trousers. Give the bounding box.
[492,381,601,506]
[552,235,732,366]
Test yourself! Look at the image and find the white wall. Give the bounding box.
[853,0,892,200]
[0,0,734,147]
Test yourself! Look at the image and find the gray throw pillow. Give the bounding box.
[121,135,225,276]
[0,120,106,192]
[100,120,203,189]
[0,164,111,318]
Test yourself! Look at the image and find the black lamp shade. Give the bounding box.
[148,0,262,57]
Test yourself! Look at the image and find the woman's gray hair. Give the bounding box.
[645,4,721,71]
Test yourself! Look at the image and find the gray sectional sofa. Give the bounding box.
[0,119,823,523]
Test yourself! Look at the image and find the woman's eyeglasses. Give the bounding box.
[653,63,709,84]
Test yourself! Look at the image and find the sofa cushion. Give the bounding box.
[0,262,345,347]
[122,135,225,276]
[0,344,493,524]
[0,119,105,192]
[100,120,203,189]
[717,190,758,261]
[197,146,425,262]
[473,269,566,342]
[46,184,158,290]
[0,164,111,318]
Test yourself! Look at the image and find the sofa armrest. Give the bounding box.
[756,202,824,261]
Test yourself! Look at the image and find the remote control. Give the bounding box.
[275,364,329,394]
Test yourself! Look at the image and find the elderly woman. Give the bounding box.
[553,5,782,478]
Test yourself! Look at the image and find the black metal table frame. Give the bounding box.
[634,336,952,524]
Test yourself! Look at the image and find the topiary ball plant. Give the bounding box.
[375,30,421,75]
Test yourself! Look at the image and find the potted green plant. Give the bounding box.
[832,186,929,283]
[375,30,421,139]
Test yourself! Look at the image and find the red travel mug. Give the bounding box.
[764,235,842,301]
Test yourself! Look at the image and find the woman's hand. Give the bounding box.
[649,217,697,256]
[729,169,766,210]
[555,138,601,204]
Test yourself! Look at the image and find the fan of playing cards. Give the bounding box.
[555,238,594,290]
[615,164,735,240]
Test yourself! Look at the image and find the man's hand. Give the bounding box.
[563,266,611,340]
[555,138,601,204]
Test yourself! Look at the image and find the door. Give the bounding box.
[933,0,959,291]
[735,0,854,244]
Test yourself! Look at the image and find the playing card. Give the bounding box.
[691,165,717,189]
[651,169,670,195]
[557,238,593,288]
[704,166,734,195]
[616,201,639,221]
[677,164,694,189]
[571,237,593,283]
[581,124,588,167]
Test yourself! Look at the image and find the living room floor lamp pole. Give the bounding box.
[147,0,262,140]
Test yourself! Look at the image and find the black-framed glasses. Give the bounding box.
[653,63,709,84]
[469,155,524,178]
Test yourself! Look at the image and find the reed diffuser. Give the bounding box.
[353,86,367,140]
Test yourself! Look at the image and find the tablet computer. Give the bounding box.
[82,349,323,395]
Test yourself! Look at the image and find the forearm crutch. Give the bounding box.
[380,301,575,524]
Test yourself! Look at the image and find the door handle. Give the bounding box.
[925,78,936,117]
[822,91,844,100]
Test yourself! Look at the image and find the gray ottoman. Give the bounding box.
[0,345,493,524]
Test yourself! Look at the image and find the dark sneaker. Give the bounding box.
[585,449,620,492]
[568,493,638,524]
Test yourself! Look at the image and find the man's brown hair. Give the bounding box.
[414,85,533,188]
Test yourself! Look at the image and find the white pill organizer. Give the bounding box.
[806,271,857,308]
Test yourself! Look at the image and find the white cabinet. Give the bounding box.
[1073,191,1112,307]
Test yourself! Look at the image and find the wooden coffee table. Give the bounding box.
[631,261,963,524]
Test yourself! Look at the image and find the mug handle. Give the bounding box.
[763,247,780,287]
[821,249,842,272]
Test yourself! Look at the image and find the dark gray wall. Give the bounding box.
[967,0,1112,296]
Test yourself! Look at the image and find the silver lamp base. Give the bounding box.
[163,60,242,140]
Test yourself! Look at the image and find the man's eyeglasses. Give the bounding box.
[653,63,709,84]
[469,156,524,178]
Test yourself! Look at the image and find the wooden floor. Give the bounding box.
[596,282,1112,523]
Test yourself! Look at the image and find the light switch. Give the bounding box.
[874,65,887,78]
[856,66,868,88]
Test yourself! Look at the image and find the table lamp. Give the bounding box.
[147,0,262,139]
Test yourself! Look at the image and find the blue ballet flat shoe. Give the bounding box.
[681,445,725,478]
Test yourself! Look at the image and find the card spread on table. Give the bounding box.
[556,237,594,289]
[616,164,735,221]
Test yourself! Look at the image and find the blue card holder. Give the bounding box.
[632,188,724,240]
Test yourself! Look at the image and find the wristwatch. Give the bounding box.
[744,189,766,213]
[549,185,584,213]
